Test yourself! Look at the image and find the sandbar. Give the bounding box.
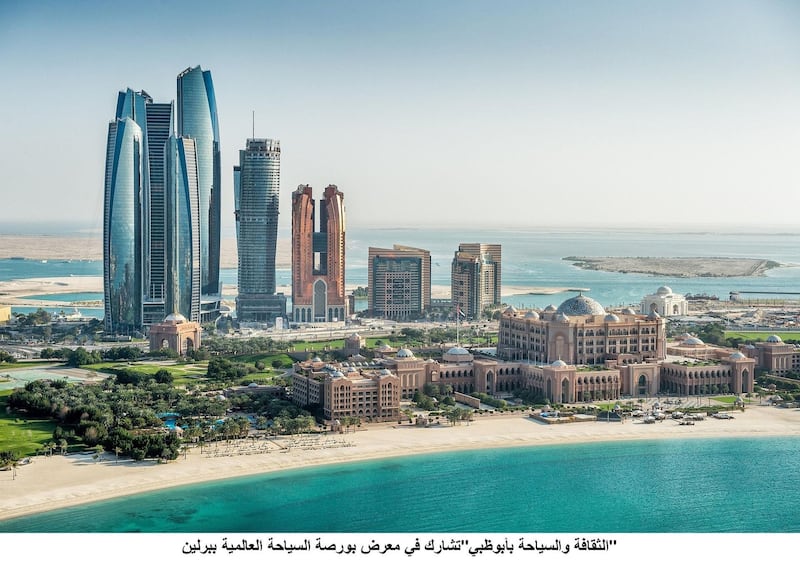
[0,235,289,270]
[564,256,781,278]
[1,405,798,522]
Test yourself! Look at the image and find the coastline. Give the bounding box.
[2,405,799,522]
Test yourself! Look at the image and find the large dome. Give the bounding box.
[766,335,783,343]
[556,294,606,316]
[396,348,415,358]
[657,286,673,296]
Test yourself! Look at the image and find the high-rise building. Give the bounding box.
[368,245,431,320]
[165,136,201,323]
[103,116,143,334]
[451,243,502,320]
[291,184,346,323]
[104,67,219,335]
[234,138,286,322]
[177,66,221,322]
[112,89,175,325]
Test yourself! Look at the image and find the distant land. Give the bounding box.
[0,235,289,269]
[564,256,781,278]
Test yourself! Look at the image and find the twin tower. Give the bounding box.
[104,65,345,334]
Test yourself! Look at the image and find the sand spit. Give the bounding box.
[564,256,781,278]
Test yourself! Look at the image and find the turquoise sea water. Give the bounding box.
[1,436,798,533]
[7,227,800,318]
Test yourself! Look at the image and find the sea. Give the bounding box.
[2,224,800,535]
[5,225,800,318]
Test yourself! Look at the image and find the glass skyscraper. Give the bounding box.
[103,67,218,333]
[165,136,201,323]
[103,116,143,334]
[234,138,286,322]
[177,66,221,322]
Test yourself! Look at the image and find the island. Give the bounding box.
[563,256,781,278]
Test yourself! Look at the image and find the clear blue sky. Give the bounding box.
[1,0,799,234]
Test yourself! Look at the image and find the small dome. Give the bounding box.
[605,313,620,322]
[555,312,570,322]
[556,294,606,316]
[730,352,746,360]
[504,305,518,315]
[551,360,568,367]
[380,368,392,375]
[622,307,636,315]
[164,312,187,324]
[311,356,323,363]
[682,336,704,346]
[657,286,673,296]
[524,311,540,320]
[447,346,470,356]
[647,310,661,320]
[544,304,557,312]
[396,348,415,358]
[766,335,783,343]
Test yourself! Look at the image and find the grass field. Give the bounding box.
[0,390,55,457]
[724,331,800,342]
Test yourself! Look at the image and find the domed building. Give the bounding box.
[639,285,688,317]
[752,333,799,376]
[148,313,201,355]
[498,292,667,366]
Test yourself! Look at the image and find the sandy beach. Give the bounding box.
[1,405,798,522]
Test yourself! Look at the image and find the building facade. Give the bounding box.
[234,138,286,323]
[291,184,346,323]
[177,66,222,322]
[104,67,220,335]
[498,295,667,365]
[640,286,689,317]
[292,358,401,422]
[367,245,431,320]
[451,243,501,320]
[103,115,143,334]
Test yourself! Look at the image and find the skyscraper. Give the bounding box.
[103,116,143,334]
[177,66,221,322]
[451,243,502,320]
[165,136,201,323]
[368,245,431,320]
[234,138,286,322]
[291,184,346,323]
[104,67,219,334]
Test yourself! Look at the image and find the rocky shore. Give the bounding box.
[564,256,781,278]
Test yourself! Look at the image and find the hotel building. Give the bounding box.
[177,66,222,322]
[234,138,286,322]
[292,358,401,422]
[291,184,346,323]
[451,243,501,320]
[104,66,220,334]
[367,245,431,320]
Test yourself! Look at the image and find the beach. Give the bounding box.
[2,404,799,522]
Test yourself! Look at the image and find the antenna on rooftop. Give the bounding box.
[252,110,255,139]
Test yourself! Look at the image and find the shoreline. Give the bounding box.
[2,405,799,522]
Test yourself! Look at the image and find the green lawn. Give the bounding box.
[724,331,800,342]
[0,390,55,457]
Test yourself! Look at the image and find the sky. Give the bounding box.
[1,0,799,234]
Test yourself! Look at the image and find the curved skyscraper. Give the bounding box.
[165,136,201,323]
[234,138,286,322]
[177,66,221,321]
[103,117,143,334]
[103,66,219,334]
